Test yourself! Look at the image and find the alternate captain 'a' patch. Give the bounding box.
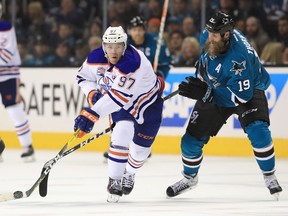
[230,60,246,76]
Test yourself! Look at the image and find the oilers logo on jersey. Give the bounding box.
[97,69,115,92]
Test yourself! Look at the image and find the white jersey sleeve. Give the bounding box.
[0,21,21,82]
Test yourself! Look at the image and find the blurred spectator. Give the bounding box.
[70,39,89,67]
[5,1,27,42]
[22,1,51,53]
[168,30,185,66]
[217,0,238,18]
[17,41,34,65]
[236,0,270,35]
[49,22,76,50]
[41,0,60,14]
[84,19,102,40]
[167,16,182,33]
[188,0,215,32]
[52,42,73,66]
[260,42,285,65]
[23,37,55,66]
[107,1,119,25]
[234,17,246,34]
[182,16,200,40]
[147,18,161,33]
[187,0,202,31]
[170,0,191,22]
[51,0,86,38]
[88,35,102,51]
[176,36,201,67]
[129,0,148,19]
[283,46,288,64]
[2,0,287,67]
[277,15,288,45]
[141,0,163,20]
[112,0,139,28]
[245,16,270,56]
[263,0,286,22]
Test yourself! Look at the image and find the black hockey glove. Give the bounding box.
[178,76,213,103]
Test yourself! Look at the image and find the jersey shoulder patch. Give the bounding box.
[0,21,12,31]
[87,47,107,64]
[116,45,141,74]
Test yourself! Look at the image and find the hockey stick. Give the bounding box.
[153,0,169,72]
[39,126,112,197]
[0,130,79,202]
[39,89,179,197]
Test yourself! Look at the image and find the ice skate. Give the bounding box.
[21,145,35,162]
[107,178,122,203]
[166,173,198,197]
[122,170,135,195]
[0,138,5,162]
[264,173,282,200]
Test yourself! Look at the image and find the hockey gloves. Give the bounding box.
[178,76,213,103]
[74,108,99,138]
[88,90,103,106]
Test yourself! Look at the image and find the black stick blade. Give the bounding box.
[39,168,49,197]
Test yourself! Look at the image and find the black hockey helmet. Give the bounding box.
[129,16,145,28]
[206,11,234,34]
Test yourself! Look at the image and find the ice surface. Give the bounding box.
[0,149,287,216]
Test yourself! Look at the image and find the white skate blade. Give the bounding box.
[22,155,36,163]
[272,192,280,201]
[107,194,121,203]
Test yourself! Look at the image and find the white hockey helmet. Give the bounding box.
[102,26,128,54]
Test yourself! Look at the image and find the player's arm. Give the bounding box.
[77,61,99,94]
[74,73,133,138]
[0,23,19,65]
[178,57,213,103]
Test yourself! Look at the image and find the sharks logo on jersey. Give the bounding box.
[230,60,246,76]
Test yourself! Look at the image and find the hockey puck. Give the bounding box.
[13,191,23,199]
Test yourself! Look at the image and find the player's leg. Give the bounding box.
[166,101,234,197]
[238,90,282,198]
[106,119,134,202]
[1,78,35,162]
[123,97,163,195]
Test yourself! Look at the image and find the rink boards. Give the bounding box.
[0,67,287,157]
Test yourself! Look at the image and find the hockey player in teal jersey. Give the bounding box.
[166,11,282,199]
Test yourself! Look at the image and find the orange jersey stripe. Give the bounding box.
[110,89,129,103]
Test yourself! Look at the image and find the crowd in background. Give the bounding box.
[2,0,288,67]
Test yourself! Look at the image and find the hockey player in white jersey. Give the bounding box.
[74,26,164,202]
[0,3,35,162]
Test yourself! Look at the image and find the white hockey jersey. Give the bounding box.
[76,44,163,124]
[0,21,21,82]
